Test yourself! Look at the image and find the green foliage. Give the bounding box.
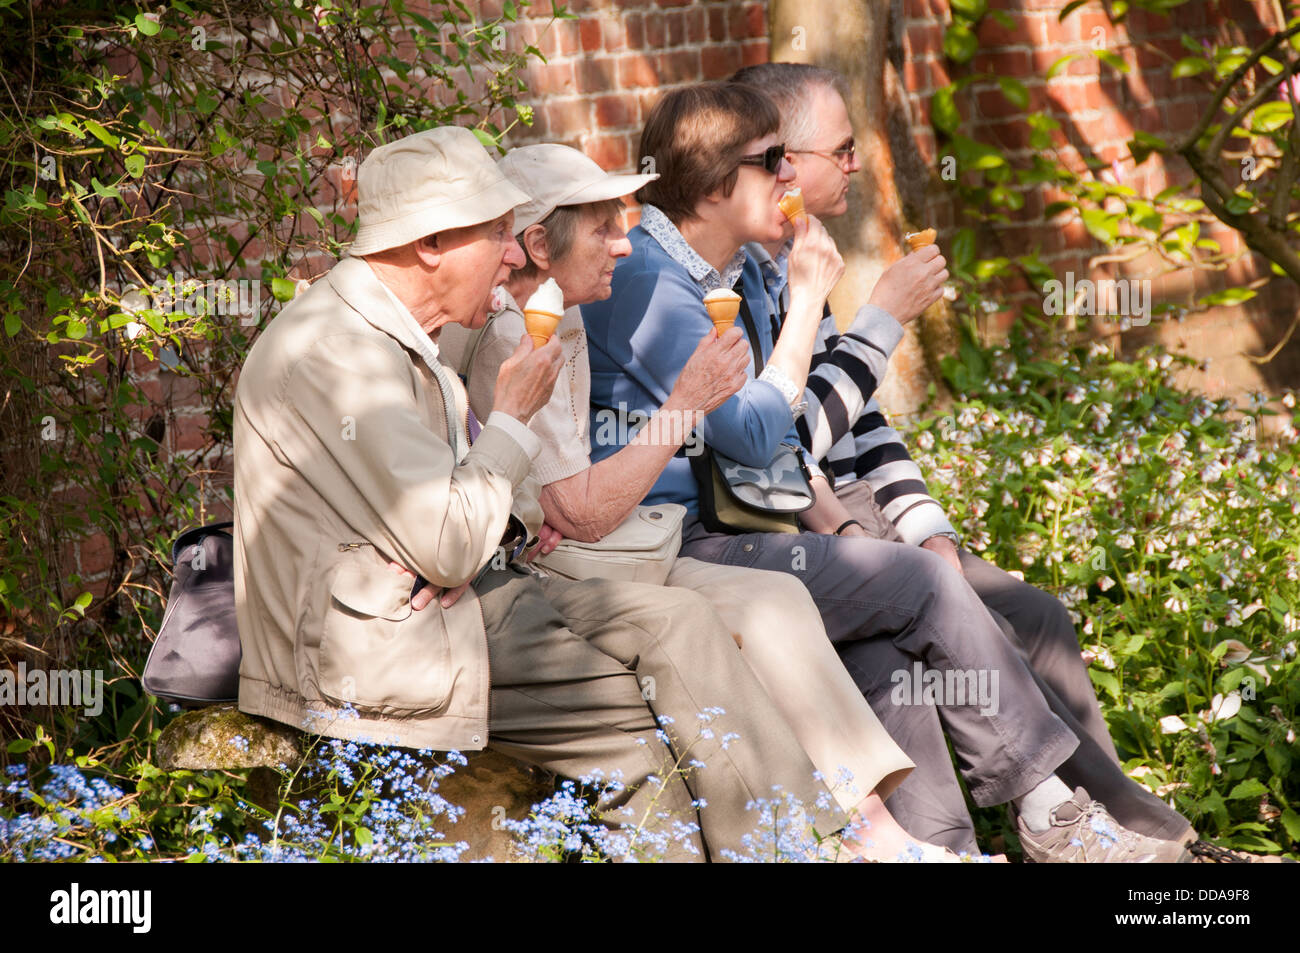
[0,1,560,750]
[931,0,1300,351]
[913,329,1300,857]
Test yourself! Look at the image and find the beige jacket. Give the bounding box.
[233,256,543,750]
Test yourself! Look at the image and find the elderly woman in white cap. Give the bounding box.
[440,143,986,862]
[233,125,867,862]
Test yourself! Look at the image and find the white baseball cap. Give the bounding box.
[348,126,531,257]
[498,143,659,232]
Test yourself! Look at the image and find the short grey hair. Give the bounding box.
[730,63,849,151]
[514,198,624,281]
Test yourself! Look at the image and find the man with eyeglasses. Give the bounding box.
[585,81,1200,862]
[728,63,1199,860]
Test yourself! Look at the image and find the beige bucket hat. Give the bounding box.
[348,126,531,257]
[498,144,659,232]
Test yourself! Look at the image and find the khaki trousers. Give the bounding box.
[664,557,913,810]
[477,566,847,861]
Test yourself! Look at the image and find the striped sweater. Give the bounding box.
[746,242,957,546]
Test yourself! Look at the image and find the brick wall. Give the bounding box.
[492,0,768,192]
[899,0,1298,395]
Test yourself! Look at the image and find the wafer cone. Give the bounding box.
[904,228,937,252]
[704,295,741,334]
[778,189,806,225]
[523,308,561,347]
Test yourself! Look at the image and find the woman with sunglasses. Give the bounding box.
[583,82,1187,862]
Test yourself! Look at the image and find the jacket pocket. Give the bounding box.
[317,551,453,715]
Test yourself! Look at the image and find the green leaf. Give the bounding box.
[1094,49,1129,73]
[1281,808,1300,842]
[1080,207,1119,243]
[270,277,297,302]
[1058,0,1090,20]
[1046,54,1078,80]
[931,87,961,135]
[135,13,161,36]
[1198,287,1256,307]
[950,0,987,22]
[6,739,34,754]
[1171,57,1211,79]
[1250,101,1293,133]
[124,153,145,178]
[4,312,19,336]
[82,119,120,148]
[1228,778,1268,800]
[998,76,1029,110]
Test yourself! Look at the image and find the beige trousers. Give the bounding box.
[664,557,914,811]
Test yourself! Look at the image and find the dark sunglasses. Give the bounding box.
[736,143,787,175]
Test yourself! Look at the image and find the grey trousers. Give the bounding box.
[679,518,1080,855]
[834,480,1194,846]
[475,565,846,861]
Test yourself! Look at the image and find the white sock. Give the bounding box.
[1013,775,1074,833]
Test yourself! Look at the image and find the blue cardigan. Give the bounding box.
[581,225,800,514]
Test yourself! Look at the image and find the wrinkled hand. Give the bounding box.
[387,561,470,610]
[920,535,963,576]
[527,523,565,560]
[670,326,750,415]
[493,333,563,423]
[786,213,845,308]
[868,245,948,325]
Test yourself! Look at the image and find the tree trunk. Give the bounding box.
[767,0,956,415]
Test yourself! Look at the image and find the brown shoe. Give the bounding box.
[1016,787,1193,863]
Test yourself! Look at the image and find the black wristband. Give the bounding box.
[834,519,863,536]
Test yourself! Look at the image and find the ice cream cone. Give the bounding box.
[904,228,937,252]
[524,308,562,347]
[778,188,806,225]
[703,290,741,333]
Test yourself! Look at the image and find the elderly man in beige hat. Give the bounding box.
[232,126,852,861]
[439,143,1016,862]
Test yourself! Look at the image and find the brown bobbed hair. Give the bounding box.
[635,82,781,225]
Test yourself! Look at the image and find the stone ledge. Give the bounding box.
[155,705,556,861]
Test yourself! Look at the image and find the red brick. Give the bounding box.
[740,38,767,67]
[579,16,602,52]
[173,413,211,452]
[625,12,645,50]
[526,59,576,95]
[575,56,618,94]
[602,17,628,52]
[701,43,743,80]
[972,48,1032,75]
[974,9,1026,46]
[1165,99,1202,133]
[543,98,592,136]
[685,5,706,43]
[556,19,581,57]
[657,48,701,84]
[654,0,691,6]
[666,10,686,46]
[618,53,660,89]
[79,533,114,578]
[585,134,631,171]
[644,11,665,48]
[707,6,728,42]
[594,93,638,128]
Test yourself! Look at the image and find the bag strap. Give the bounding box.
[171,521,233,564]
[735,286,764,378]
[453,311,498,383]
